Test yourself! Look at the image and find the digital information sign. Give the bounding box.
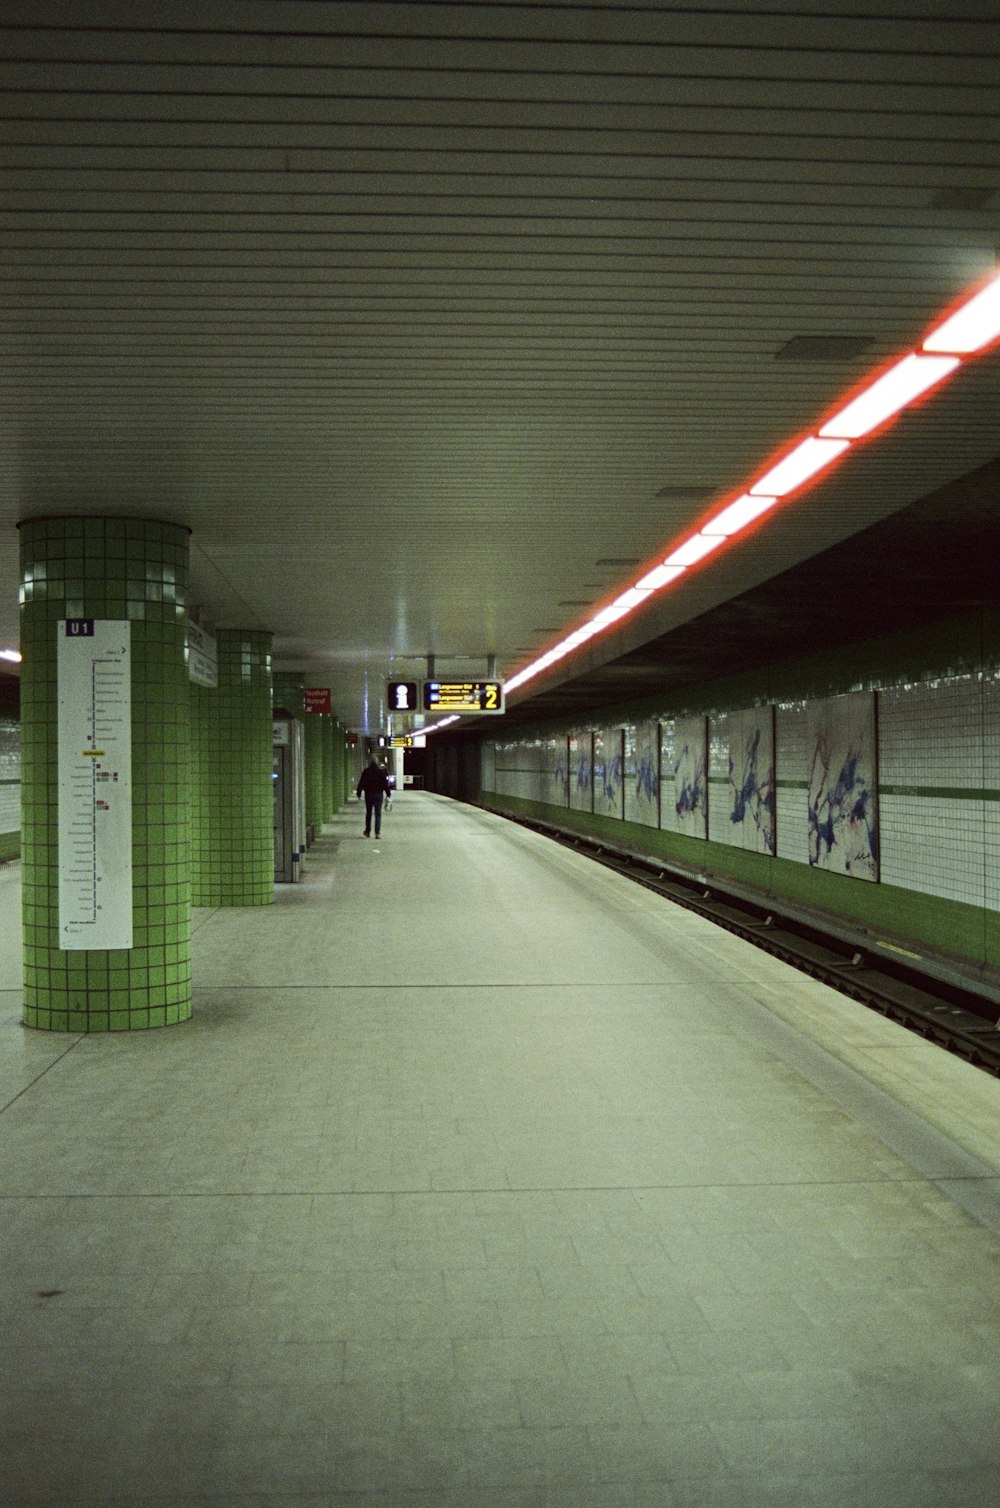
[423,680,505,715]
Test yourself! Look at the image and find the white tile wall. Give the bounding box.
[0,782,18,837]
[0,718,19,838]
[708,711,732,847]
[481,740,496,793]
[879,676,986,907]
[776,702,811,865]
[880,676,983,787]
[486,663,1000,922]
[659,717,676,832]
[880,794,986,907]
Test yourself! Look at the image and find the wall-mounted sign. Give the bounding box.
[57,619,133,950]
[387,680,419,713]
[187,618,218,687]
[423,680,505,715]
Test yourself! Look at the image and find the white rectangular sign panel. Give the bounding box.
[57,619,133,950]
[187,618,218,687]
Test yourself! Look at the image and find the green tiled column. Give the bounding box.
[272,672,304,720]
[304,710,325,832]
[330,721,342,810]
[191,630,274,906]
[19,517,192,1032]
[320,713,333,822]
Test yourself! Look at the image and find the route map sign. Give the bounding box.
[423,680,505,715]
[57,619,133,950]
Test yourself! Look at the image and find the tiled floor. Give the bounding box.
[1,792,999,1506]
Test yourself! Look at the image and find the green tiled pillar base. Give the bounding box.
[191,629,274,906]
[19,516,192,1032]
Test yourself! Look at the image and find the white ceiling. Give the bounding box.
[1,2,998,731]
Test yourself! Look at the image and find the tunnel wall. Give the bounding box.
[428,605,1000,976]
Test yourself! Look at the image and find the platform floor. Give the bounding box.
[1,791,999,1507]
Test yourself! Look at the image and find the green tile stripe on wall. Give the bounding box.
[879,784,1000,801]
[191,630,274,907]
[19,516,193,1032]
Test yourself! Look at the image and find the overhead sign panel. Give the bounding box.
[387,680,419,713]
[423,680,505,715]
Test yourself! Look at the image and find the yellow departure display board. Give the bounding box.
[423,680,505,714]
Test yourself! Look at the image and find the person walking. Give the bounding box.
[356,754,392,838]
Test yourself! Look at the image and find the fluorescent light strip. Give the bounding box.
[923,270,1000,354]
[819,352,960,439]
[505,270,998,694]
[635,563,685,590]
[664,533,726,568]
[701,493,777,536]
[0,649,21,663]
[749,436,850,497]
[420,715,460,734]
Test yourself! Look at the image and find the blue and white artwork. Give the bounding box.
[727,707,775,853]
[624,721,660,827]
[807,692,878,880]
[669,715,708,838]
[549,736,570,807]
[594,726,624,818]
[569,731,593,812]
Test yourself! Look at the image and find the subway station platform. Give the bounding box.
[1,791,999,1507]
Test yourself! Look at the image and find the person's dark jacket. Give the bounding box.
[356,763,392,800]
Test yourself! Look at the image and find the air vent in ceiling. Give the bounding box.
[930,186,996,212]
[775,335,875,362]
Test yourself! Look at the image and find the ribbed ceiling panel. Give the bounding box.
[1,3,998,727]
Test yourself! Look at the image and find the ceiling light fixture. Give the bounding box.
[663,533,727,569]
[748,436,851,497]
[504,269,1000,695]
[923,269,1000,353]
[0,649,22,663]
[700,493,777,537]
[819,352,960,439]
[635,562,686,590]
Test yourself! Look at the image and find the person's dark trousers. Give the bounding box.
[364,794,384,837]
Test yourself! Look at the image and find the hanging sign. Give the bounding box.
[387,681,419,713]
[304,688,331,714]
[57,619,133,950]
[423,680,505,714]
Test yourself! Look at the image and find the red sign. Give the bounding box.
[304,687,331,714]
